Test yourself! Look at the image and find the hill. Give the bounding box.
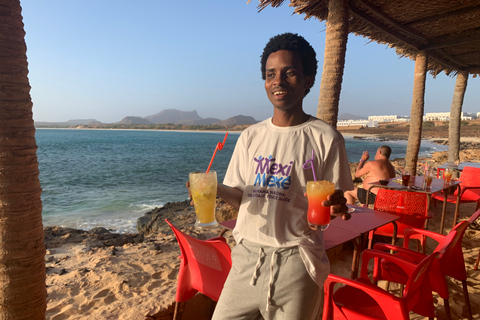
[117,117,153,125]
[144,109,203,124]
[214,115,257,126]
[338,113,367,120]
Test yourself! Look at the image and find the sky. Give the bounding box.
[20,1,480,123]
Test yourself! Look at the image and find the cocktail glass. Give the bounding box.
[443,168,453,184]
[306,180,335,230]
[402,170,411,187]
[424,169,434,189]
[189,171,218,228]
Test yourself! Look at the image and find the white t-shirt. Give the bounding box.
[223,116,353,286]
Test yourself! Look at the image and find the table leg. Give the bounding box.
[425,193,432,230]
[453,185,461,229]
[351,235,363,279]
[390,221,398,246]
[440,191,448,234]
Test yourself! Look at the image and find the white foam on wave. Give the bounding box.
[43,201,167,234]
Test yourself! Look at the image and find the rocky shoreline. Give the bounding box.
[44,199,238,254]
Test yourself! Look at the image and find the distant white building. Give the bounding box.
[337,119,377,127]
[424,112,476,121]
[462,112,475,120]
[367,115,410,123]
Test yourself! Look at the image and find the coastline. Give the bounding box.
[341,131,480,144]
[36,127,243,134]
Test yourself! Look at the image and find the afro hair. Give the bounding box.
[260,32,318,95]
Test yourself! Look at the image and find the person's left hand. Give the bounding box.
[323,189,351,220]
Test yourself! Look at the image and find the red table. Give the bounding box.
[331,204,399,277]
[219,206,399,279]
[219,219,361,251]
[437,162,480,178]
[367,176,462,234]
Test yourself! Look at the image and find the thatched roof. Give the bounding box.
[258,0,480,77]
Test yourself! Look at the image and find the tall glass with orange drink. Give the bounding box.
[443,168,453,184]
[306,180,335,230]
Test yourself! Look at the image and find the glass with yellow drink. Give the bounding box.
[189,171,218,228]
[306,180,335,230]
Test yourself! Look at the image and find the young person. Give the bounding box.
[189,32,353,320]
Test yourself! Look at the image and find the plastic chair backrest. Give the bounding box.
[468,208,480,224]
[458,166,480,186]
[437,209,480,280]
[374,189,428,228]
[403,236,453,315]
[437,222,468,278]
[433,210,480,280]
[166,219,232,302]
[456,166,480,197]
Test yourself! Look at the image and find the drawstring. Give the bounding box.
[250,247,264,286]
[248,245,281,312]
[266,249,278,311]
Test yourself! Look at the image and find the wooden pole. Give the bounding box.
[317,0,349,127]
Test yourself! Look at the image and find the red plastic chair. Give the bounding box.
[166,219,232,320]
[372,209,480,320]
[432,166,480,211]
[368,188,432,251]
[322,247,445,320]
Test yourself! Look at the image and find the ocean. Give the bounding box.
[36,129,447,233]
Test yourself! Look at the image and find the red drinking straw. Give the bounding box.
[302,149,317,181]
[206,132,228,173]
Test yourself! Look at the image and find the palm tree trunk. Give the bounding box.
[0,1,46,318]
[317,0,349,127]
[448,71,468,163]
[405,50,428,175]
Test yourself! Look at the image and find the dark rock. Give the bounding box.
[136,200,194,236]
[44,226,144,249]
[148,243,162,251]
[136,199,238,237]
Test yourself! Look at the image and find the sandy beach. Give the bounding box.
[45,147,480,320]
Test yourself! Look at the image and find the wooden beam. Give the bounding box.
[348,1,470,72]
[406,4,480,27]
[421,28,480,50]
[428,49,467,70]
[349,6,424,49]
[351,0,427,43]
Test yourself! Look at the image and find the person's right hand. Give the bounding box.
[361,151,369,161]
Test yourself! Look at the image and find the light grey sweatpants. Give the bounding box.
[212,240,321,320]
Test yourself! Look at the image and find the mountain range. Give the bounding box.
[34,109,259,128]
[34,110,367,128]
